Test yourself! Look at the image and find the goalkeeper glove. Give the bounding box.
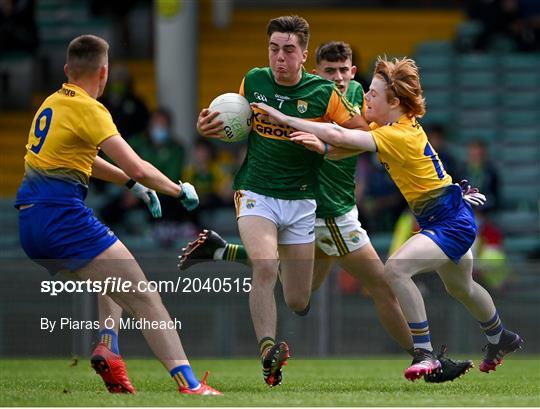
[126,179,162,218]
[179,182,199,211]
[457,179,487,207]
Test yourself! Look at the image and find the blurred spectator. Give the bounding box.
[473,214,513,293]
[388,209,418,257]
[90,0,151,57]
[0,0,38,54]
[99,64,150,140]
[130,109,185,181]
[211,143,247,204]
[182,139,231,217]
[466,0,519,51]
[466,0,540,51]
[99,108,186,238]
[356,153,406,233]
[463,140,500,213]
[512,0,540,51]
[425,124,461,179]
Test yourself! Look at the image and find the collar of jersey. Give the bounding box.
[385,113,416,127]
[62,82,90,97]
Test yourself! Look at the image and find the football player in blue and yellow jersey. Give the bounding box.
[15,35,221,396]
[254,56,522,379]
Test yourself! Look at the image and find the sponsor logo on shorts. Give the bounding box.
[350,231,361,244]
[246,199,256,209]
[297,100,308,113]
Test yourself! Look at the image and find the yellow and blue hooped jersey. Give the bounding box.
[370,114,455,219]
[16,83,118,205]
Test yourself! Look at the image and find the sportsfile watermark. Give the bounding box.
[41,276,252,296]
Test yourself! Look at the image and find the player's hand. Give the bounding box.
[457,179,487,207]
[463,192,486,206]
[290,131,326,154]
[179,181,199,211]
[251,102,288,125]
[128,182,162,218]
[197,108,224,138]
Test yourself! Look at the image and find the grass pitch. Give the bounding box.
[1,356,539,406]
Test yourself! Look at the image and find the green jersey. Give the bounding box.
[233,67,356,200]
[315,80,365,218]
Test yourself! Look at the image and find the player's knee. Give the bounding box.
[384,259,407,284]
[284,291,310,312]
[251,261,278,286]
[444,282,472,301]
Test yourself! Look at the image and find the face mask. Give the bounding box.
[150,126,169,145]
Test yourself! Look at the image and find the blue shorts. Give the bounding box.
[18,203,118,274]
[419,201,477,263]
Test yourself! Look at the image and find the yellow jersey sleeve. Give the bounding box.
[323,89,356,125]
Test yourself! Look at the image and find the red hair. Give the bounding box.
[373,56,426,118]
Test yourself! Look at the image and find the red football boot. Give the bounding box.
[90,343,136,394]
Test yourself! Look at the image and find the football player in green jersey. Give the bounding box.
[197,16,368,387]
[309,41,414,354]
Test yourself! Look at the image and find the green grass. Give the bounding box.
[1,356,539,406]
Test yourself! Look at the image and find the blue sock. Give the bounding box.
[170,365,200,390]
[479,312,504,344]
[98,329,119,355]
[408,320,433,351]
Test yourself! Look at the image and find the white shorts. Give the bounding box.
[315,206,370,256]
[234,190,316,245]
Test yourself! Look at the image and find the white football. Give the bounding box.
[209,93,252,142]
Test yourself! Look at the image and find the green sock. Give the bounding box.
[222,243,248,262]
[258,337,275,355]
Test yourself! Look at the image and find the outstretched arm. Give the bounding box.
[99,135,199,211]
[99,135,181,197]
[91,156,130,185]
[326,146,365,160]
[252,102,377,152]
[288,131,364,159]
[91,156,162,218]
